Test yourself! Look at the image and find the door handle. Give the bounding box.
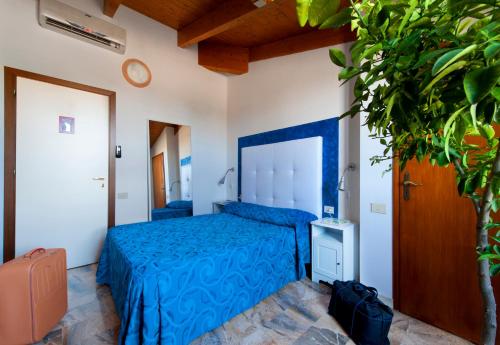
[92,177,105,181]
[403,180,423,187]
[403,172,422,201]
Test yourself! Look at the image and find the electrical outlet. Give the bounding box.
[370,203,386,214]
[324,205,335,214]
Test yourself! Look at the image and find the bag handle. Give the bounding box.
[366,286,378,298]
[24,248,46,259]
[353,282,378,299]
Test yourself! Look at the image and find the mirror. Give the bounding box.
[149,120,193,221]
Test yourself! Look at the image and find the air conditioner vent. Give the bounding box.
[45,17,122,50]
[39,0,126,54]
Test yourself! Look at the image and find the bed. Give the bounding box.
[151,200,193,221]
[97,202,316,344]
[97,136,323,345]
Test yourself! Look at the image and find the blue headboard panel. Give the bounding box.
[238,118,339,218]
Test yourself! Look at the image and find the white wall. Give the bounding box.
[359,114,393,298]
[178,125,192,159]
[227,47,392,298]
[0,0,228,259]
[227,45,359,222]
[1,0,393,298]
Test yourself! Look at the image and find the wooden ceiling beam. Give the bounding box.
[198,42,249,75]
[249,25,356,62]
[103,0,122,17]
[178,0,259,48]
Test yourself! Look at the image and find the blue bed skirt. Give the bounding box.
[97,202,316,345]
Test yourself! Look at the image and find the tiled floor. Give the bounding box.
[37,265,471,345]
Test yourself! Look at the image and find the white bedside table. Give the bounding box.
[212,200,235,214]
[311,218,359,284]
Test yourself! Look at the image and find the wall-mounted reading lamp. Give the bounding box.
[338,163,356,191]
[218,167,234,186]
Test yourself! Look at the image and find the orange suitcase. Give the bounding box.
[0,248,68,345]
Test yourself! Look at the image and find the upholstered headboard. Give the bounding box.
[241,137,323,217]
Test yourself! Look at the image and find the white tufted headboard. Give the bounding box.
[241,137,323,217]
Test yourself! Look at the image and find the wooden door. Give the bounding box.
[152,153,166,209]
[395,159,500,343]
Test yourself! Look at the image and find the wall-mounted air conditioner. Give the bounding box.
[38,0,126,54]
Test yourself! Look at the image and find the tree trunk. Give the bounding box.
[477,216,497,345]
[477,147,500,345]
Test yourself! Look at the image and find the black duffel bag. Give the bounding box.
[328,280,393,345]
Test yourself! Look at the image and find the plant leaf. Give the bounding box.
[296,0,312,27]
[490,264,500,276]
[329,48,346,67]
[360,43,383,61]
[444,106,465,137]
[308,0,340,27]
[319,7,353,29]
[464,64,500,104]
[445,122,455,161]
[423,60,468,94]
[470,103,478,130]
[398,0,418,36]
[338,66,360,80]
[415,48,452,68]
[432,45,477,76]
[479,124,496,140]
[485,42,500,59]
[492,87,500,102]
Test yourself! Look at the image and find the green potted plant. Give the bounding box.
[295,0,499,343]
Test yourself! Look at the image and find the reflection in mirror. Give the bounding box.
[149,120,193,221]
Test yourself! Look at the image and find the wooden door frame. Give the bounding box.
[151,152,166,208]
[3,67,116,263]
[392,158,401,310]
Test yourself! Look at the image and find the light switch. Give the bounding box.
[117,192,128,200]
[371,203,386,214]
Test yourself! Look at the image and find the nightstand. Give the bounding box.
[212,200,235,214]
[311,218,358,284]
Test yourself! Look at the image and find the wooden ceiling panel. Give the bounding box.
[105,0,356,74]
[178,0,259,48]
[249,25,356,62]
[103,0,122,17]
[149,121,180,146]
[121,0,220,30]
[198,42,249,74]
[210,0,310,47]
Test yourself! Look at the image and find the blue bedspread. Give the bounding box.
[151,207,192,221]
[152,201,193,221]
[97,202,316,345]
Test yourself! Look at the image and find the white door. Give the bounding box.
[15,77,109,268]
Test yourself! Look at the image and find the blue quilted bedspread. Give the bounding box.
[96,202,316,345]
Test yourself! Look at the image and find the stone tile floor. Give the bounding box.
[36,265,471,345]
